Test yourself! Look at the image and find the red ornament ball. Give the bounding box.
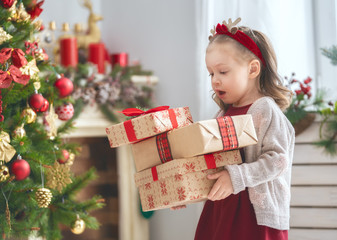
[58,149,69,164]
[36,98,49,112]
[55,103,74,121]
[11,157,30,181]
[54,77,74,98]
[29,93,45,111]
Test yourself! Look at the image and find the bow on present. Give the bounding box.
[119,106,170,117]
[0,131,16,162]
[0,65,30,88]
[0,48,28,68]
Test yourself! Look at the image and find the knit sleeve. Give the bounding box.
[224,98,294,194]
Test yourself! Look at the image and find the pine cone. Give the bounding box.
[35,188,53,208]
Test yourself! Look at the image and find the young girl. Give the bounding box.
[194,18,295,240]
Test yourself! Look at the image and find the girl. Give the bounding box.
[194,18,295,240]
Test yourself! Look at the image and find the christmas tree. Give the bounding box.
[0,0,104,239]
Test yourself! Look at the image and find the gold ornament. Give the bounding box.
[13,124,26,138]
[0,131,16,162]
[66,153,75,166]
[22,107,37,124]
[33,81,41,91]
[20,59,39,79]
[9,2,31,22]
[0,163,10,182]
[45,104,58,139]
[34,20,43,31]
[0,27,13,45]
[46,161,72,193]
[35,49,45,62]
[71,216,86,234]
[35,188,53,208]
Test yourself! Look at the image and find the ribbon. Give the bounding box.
[0,48,28,68]
[156,132,173,163]
[216,116,239,151]
[123,119,138,142]
[122,106,178,143]
[0,65,30,89]
[151,166,158,181]
[119,106,170,117]
[204,154,216,169]
[0,131,16,162]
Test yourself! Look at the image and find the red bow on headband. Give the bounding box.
[0,48,28,68]
[0,65,30,89]
[119,106,170,117]
[213,19,266,66]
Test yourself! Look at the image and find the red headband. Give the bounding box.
[210,18,266,66]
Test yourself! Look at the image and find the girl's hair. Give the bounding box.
[208,26,292,111]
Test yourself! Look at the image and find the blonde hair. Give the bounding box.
[208,26,292,111]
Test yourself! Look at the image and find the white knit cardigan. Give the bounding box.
[219,96,295,230]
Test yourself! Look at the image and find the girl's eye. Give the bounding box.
[209,73,214,77]
[220,71,227,75]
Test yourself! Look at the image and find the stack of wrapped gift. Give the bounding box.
[106,106,258,211]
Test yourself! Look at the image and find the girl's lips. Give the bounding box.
[216,90,226,97]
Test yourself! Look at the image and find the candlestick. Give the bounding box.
[88,42,105,73]
[111,52,128,68]
[60,37,78,67]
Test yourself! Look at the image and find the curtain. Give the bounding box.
[196,0,320,120]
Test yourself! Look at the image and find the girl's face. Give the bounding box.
[206,41,261,107]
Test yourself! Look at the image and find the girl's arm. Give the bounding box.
[225,99,295,194]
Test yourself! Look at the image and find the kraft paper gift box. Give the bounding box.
[135,150,242,211]
[105,106,193,148]
[132,114,257,172]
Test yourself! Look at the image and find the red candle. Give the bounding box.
[60,38,78,67]
[88,43,105,73]
[111,52,128,67]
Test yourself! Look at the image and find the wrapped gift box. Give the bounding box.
[132,114,257,171]
[135,150,242,211]
[106,107,193,148]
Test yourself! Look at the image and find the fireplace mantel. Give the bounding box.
[63,75,157,240]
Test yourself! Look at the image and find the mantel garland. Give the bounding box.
[57,63,155,123]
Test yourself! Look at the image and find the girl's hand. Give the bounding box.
[207,170,234,201]
[170,205,186,210]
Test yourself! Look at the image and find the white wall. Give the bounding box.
[101,0,199,120]
[101,2,201,239]
[41,1,201,240]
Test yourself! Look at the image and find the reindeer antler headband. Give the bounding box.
[209,18,265,66]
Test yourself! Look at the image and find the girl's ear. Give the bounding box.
[248,59,261,79]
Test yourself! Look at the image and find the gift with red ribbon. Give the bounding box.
[131,114,257,171]
[134,150,242,211]
[106,106,193,148]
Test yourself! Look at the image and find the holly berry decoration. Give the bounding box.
[55,103,74,121]
[54,76,73,98]
[58,149,69,164]
[1,0,15,9]
[29,92,45,111]
[11,155,30,181]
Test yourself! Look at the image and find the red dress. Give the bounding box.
[194,104,288,240]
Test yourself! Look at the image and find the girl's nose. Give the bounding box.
[212,75,221,86]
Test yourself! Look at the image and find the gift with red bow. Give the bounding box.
[105,106,193,148]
